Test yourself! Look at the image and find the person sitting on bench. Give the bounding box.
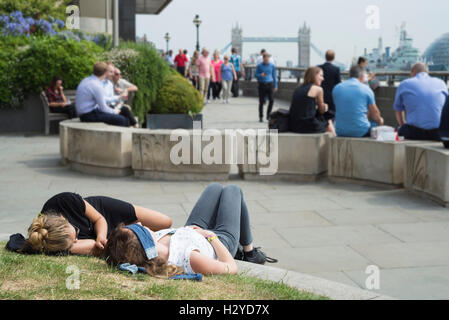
[45,76,77,119]
[394,63,448,141]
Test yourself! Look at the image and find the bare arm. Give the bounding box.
[69,239,97,256]
[315,86,328,114]
[368,104,384,125]
[83,200,108,250]
[395,110,406,127]
[189,229,238,275]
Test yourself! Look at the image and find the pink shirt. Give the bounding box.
[197,55,212,79]
[211,60,223,82]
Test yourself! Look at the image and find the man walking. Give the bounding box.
[255,53,278,122]
[230,48,245,97]
[174,49,188,77]
[319,50,341,120]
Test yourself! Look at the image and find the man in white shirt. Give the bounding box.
[256,49,275,66]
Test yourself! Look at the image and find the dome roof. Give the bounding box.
[424,33,449,69]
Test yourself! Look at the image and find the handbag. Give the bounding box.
[268,108,290,133]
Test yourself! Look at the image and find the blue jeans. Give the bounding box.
[80,109,128,127]
[184,183,253,256]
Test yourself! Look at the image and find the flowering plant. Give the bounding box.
[0,11,65,36]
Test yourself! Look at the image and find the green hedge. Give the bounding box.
[106,42,176,122]
[0,36,104,108]
[154,74,203,115]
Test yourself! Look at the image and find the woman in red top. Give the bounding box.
[209,50,223,101]
[45,76,77,119]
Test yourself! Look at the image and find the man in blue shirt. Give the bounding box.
[255,53,278,122]
[394,63,448,141]
[76,62,128,127]
[230,48,245,98]
[333,65,384,137]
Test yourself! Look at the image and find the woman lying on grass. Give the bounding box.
[104,183,276,277]
[21,192,172,256]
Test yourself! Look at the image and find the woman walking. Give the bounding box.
[188,50,200,90]
[220,55,237,104]
[210,50,224,101]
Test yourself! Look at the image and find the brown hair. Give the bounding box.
[93,62,108,77]
[303,66,323,85]
[104,224,184,278]
[325,50,335,62]
[25,213,72,253]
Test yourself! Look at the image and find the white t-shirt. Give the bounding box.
[154,227,217,274]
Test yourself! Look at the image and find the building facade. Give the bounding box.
[70,0,172,41]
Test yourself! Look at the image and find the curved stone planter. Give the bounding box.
[405,143,449,207]
[60,120,134,177]
[238,132,330,182]
[132,130,231,181]
[328,137,432,187]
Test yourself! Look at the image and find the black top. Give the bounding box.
[41,192,138,239]
[288,84,327,134]
[318,62,341,111]
[440,97,449,138]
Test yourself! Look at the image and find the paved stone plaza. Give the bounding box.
[1,97,449,299]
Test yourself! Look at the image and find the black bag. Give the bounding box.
[268,108,290,133]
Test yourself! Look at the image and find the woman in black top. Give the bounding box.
[288,66,336,135]
[25,193,172,256]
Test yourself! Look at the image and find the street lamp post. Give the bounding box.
[193,14,202,51]
[164,32,171,54]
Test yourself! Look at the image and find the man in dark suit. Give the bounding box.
[319,50,341,120]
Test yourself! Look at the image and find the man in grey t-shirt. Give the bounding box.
[112,68,138,107]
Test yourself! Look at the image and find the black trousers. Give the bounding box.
[258,82,274,119]
[398,124,440,141]
[119,106,137,126]
[50,103,77,119]
[231,71,242,97]
[177,66,186,76]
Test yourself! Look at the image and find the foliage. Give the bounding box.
[58,30,112,51]
[0,36,104,108]
[0,10,65,36]
[154,74,204,115]
[0,0,71,21]
[106,42,176,122]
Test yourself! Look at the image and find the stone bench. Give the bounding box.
[132,130,231,181]
[60,120,134,177]
[328,137,432,187]
[238,132,330,182]
[405,143,449,207]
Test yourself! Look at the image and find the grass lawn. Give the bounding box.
[0,244,328,300]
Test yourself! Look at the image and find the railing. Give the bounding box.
[243,65,449,86]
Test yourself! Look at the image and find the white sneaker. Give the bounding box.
[207,100,211,104]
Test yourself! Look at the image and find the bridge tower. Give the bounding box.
[298,22,311,68]
[231,23,243,56]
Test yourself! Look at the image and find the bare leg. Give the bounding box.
[326,120,336,136]
[133,205,172,231]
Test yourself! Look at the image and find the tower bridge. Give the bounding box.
[222,23,346,70]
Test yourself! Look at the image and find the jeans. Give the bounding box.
[398,124,440,141]
[258,82,274,119]
[222,80,233,100]
[184,183,253,257]
[50,103,77,119]
[80,109,128,127]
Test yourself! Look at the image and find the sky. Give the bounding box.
[136,0,449,68]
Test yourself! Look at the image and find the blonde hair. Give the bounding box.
[26,214,72,253]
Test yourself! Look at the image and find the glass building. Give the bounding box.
[424,33,449,71]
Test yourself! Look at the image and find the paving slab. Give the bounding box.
[377,221,449,243]
[277,225,401,248]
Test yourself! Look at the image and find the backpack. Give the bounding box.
[268,108,290,133]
